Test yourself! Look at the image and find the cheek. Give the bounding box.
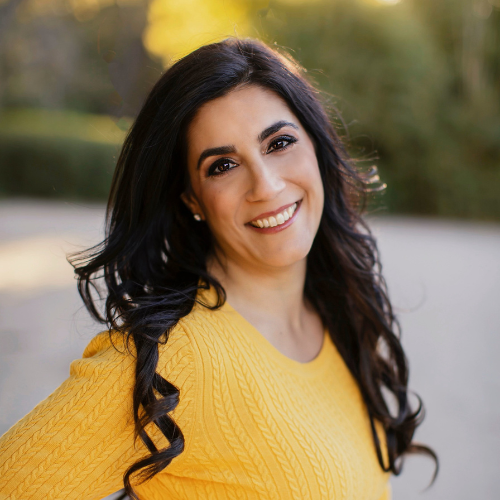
[199,184,238,225]
[294,153,323,202]
[300,161,324,225]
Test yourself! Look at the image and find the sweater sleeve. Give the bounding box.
[0,327,196,500]
[377,482,392,500]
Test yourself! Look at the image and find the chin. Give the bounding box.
[256,241,313,269]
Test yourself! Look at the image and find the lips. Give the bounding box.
[250,202,298,228]
[245,200,302,230]
[250,201,298,222]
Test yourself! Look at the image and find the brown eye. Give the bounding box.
[267,135,297,154]
[208,158,238,176]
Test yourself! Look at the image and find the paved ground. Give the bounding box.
[0,199,499,499]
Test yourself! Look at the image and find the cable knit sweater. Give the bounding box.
[0,287,391,499]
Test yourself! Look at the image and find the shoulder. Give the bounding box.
[69,331,136,399]
[170,295,242,371]
[78,290,235,378]
[154,300,230,395]
[72,322,202,415]
[175,285,240,344]
[76,298,224,382]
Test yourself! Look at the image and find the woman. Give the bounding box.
[0,38,436,499]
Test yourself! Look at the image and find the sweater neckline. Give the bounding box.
[196,285,332,376]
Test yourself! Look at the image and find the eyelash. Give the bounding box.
[207,135,298,177]
[266,135,297,154]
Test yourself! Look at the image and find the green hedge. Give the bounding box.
[2,77,500,219]
[260,0,500,220]
[0,108,127,200]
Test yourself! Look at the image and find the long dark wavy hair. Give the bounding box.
[70,38,437,499]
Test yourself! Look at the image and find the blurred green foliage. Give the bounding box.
[0,109,124,199]
[260,0,500,219]
[0,0,499,219]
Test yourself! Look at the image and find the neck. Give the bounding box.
[207,253,308,332]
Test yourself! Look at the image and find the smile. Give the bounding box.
[248,200,301,231]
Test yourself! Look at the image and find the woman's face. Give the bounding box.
[183,84,324,271]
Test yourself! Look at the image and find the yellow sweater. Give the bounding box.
[0,287,391,499]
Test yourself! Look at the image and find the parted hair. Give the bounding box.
[70,38,437,499]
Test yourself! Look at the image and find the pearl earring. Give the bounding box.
[193,214,202,221]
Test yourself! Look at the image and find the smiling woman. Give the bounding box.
[183,86,324,281]
[0,38,436,500]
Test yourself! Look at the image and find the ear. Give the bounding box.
[181,188,205,221]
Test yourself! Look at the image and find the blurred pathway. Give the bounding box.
[0,199,499,499]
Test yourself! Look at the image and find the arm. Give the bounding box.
[0,328,196,500]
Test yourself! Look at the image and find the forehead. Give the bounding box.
[187,85,297,153]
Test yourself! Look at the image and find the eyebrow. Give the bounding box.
[197,145,237,170]
[258,120,298,143]
[196,120,299,170]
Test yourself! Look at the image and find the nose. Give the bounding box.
[245,157,286,203]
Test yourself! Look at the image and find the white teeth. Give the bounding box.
[250,202,299,228]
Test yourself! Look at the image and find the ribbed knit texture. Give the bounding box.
[0,286,391,499]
